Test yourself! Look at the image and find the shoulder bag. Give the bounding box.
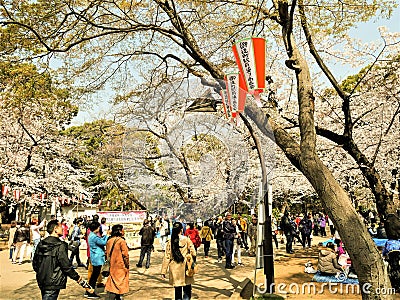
[101,237,119,277]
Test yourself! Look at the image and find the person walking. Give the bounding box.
[199,220,213,258]
[280,211,295,254]
[136,219,156,269]
[32,219,92,300]
[184,223,201,255]
[7,220,17,261]
[299,213,313,248]
[86,221,108,298]
[161,222,196,300]
[237,214,249,251]
[319,214,327,237]
[69,218,86,268]
[232,218,242,266]
[61,219,69,241]
[105,225,130,300]
[215,216,225,263]
[31,218,46,259]
[222,212,236,269]
[247,215,258,257]
[271,215,279,249]
[12,222,30,264]
[159,217,169,251]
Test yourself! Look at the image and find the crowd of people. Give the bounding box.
[3,208,400,299]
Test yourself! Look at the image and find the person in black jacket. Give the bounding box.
[136,219,156,269]
[12,222,30,264]
[32,220,92,300]
[222,212,236,269]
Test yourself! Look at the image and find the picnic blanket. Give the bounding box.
[322,238,387,247]
[312,271,359,285]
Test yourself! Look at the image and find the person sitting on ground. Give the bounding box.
[382,230,400,292]
[376,222,387,239]
[317,242,345,276]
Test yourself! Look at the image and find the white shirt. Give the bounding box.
[31,220,46,240]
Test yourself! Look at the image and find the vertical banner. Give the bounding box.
[220,89,232,119]
[13,190,21,201]
[225,73,247,118]
[232,37,266,107]
[1,185,9,196]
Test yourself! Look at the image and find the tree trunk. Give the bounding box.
[245,101,392,299]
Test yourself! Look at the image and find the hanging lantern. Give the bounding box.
[98,200,102,206]
[224,72,247,118]
[40,193,46,201]
[107,200,110,207]
[116,200,119,207]
[61,198,65,205]
[232,37,266,107]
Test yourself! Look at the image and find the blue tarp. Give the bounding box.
[322,238,387,247]
[312,271,359,285]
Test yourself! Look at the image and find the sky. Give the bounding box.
[70,6,400,127]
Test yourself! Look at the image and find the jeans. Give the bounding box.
[225,239,233,267]
[203,241,210,256]
[32,238,41,259]
[69,246,82,265]
[89,265,101,292]
[240,232,249,249]
[174,285,191,300]
[9,246,15,260]
[138,245,152,268]
[216,239,225,259]
[106,291,124,300]
[41,289,60,300]
[285,234,293,253]
[301,233,311,247]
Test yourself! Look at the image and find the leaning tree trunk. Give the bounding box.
[245,101,392,299]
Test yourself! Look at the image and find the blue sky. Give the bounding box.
[70,6,400,126]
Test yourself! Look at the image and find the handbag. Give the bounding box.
[68,240,79,252]
[185,254,198,277]
[101,237,119,277]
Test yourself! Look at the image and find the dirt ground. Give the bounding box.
[242,236,400,300]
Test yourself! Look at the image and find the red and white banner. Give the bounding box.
[224,72,247,118]
[232,37,266,107]
[40,193,46,200]
[97,211,146,224]
[13,190,21,200]
[220,89,232,119]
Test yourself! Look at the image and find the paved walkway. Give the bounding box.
[0,239,257,300]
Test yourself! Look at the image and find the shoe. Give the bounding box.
[96,283,105,288]
[225,265,235,269]
[87,292,100,299]
[288,251,294,254]
[205,256,208,258]
[12,261,16,264]
[84,291,89,297]
[136,263,142,268]
[145,265,150,269]
[18,262,22,265]
[237,262,243,266]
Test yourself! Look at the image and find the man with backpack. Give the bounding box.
[33,219,92,300]
[136,219,156,269]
